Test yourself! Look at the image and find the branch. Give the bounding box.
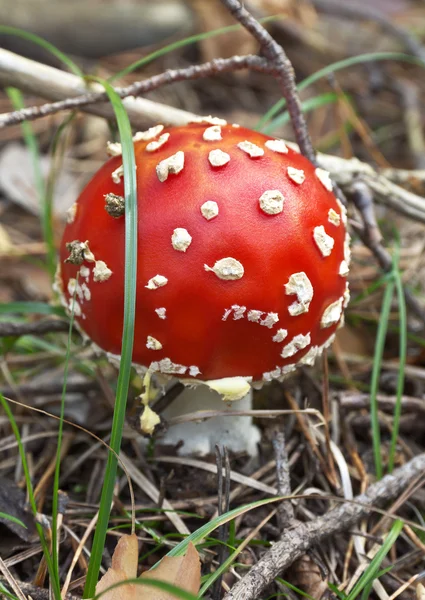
[0,50,270,128]
[220,0,316,163]
[224,452,425,600]
[0,318,70,337]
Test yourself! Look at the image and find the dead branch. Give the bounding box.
[220,0,315,163]
[0,50,271,128]
[0,318,70,337]
[223,452,425,600]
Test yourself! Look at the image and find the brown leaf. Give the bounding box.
[95,535,201,600]
[95,534,139,600]
[286,554,328,600]
[141,542,201,598]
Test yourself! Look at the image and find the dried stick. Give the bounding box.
[223,452,425,600]
[0,318,70,337]
[220,0,316,163]
[0,50,270,128]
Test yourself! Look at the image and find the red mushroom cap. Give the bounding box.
[57,120,350,387]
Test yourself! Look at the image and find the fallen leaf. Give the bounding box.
[286,554,328,600]
[141,542,201,597]
[0,476,38,543]
[95,535,201,600]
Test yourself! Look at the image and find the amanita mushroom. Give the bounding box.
[56,119,350,456]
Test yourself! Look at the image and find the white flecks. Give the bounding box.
[191,115,227,126]
[133,125,164,142]
[200,200,219,220]
[259,190,285,215]
[81,283,91,301]
[285,272,314,316]
[66,202,77,224]
[247,310,264,323]
[111,164,124,184]
[81,241,95,263]
[80,265,90,280]
[156,151,185,182]
[261,312,279,329]
[300,345,320,366]
[204,257,244,280]
[321,298,344,328]
[231,123,240,128]
[146,275,168,290]
[222,305,246,320]
[339,260,349,277]
[146,336,163,350]
[67,278,77,297]
[155,307,167,319]
[337,198,348,226]
[231,305,246,320]
[146,132,170,152]
[189,365,201,377]
[272,328,288,343]
[93,260,112,282]
[203,125,222,141]
[262,367,283,382]
[287,166,305,185]
[68,298,82,317]
[237,140,264,158]
[321,333,336,351]
[208,149,230,167]
[343,282,350,308]
[222,308,232,321]
[106,141,122,157]
[149,358,187,375]
[281,332,311,358]
[265,139,288,154]
[315,167,333,191]
[344,232,352,266]
[328,208,341,226]
[171,228,192,252]
[313,225,335,257]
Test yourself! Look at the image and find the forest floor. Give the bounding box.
[0,1,425,599]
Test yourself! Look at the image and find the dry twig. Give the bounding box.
[223,453,425,600]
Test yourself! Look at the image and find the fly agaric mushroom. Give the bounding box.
[56,119,350,456]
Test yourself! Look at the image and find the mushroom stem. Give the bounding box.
[158,383,261,456]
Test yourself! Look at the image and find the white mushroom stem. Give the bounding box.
[157,382,261,457]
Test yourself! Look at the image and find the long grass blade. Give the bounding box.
[257,52,425,132]
[0,26,83,77]
[0,394,61,600]
[370,278,395,480]
[82,79,138,599]
[5,87,56,279]
[388,257,407,472]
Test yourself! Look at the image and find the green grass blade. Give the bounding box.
[0,394,61,600]
[388,258,407,473]
[50,278,79,585]
[370,278,395,480]
[0,512,27,529]
[0,302,65,317]
[261,92,340,135]
[0,26,83,77]
[257,52,425,132]
[109,16,280,82]
[346,519,403,600]
[0,582,20,600]
[6,87,56,279]
[82,79,138,599]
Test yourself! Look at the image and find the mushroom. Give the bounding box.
[56,120,350,456]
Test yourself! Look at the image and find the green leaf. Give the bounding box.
[0,26,83,77]
[0,302,66,317]
[0,512,27,529]
[258,52,425,133]
[82,78,138,599]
